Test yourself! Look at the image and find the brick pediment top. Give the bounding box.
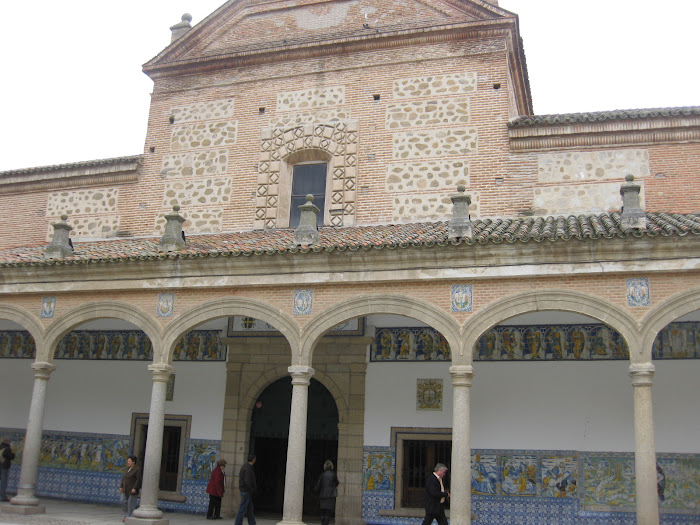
[144,0,514,74]
[3,212,700,268]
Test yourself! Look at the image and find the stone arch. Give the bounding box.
[0,303,45,352]
[461,290,641,365]
[254,121,358,229]
[161,297,301,364]
[640,288,700,362]
[300,294,461,364]
[42,301,162,363]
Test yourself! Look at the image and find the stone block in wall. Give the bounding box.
[534,182,644,216]
[170,121,238,151]
[276,86,345,111]
[393,191,480,222]
[538,149,649,183]
[47,215,120,241]
[154,208,223,234]
[385,99,470,129]
[47,188,119,216]
[269,109,351,128]
[169,99,235,123]
[160,150,229,177]
[162,178,232,208]
[386,160,469,192]
[392,128,478,160]
[393,72,477,99]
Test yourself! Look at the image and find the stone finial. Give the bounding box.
[45,214,74,259]
[448,185,473,240]
[170,13,193,43]
[293,195,320,246]
[619,174,647,230]
[159,205,186,252]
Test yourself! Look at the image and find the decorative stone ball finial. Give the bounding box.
[620,174,646,230]
[293,195,321,246]
[170,13,193,42]
[45,214,74,259]
[159,205,186,252]
[448,185,473,240]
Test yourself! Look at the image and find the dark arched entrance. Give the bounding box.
[250,377,339,515]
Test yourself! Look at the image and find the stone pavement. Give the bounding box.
[0,499,293,525]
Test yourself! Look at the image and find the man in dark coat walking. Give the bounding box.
[0,438,15,502]
[421,463,450,525]
[234,454,257,525]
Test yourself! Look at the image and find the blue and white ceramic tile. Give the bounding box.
[451,284,473,312]
[627,277,650,307]
[157,292,175,317]
[293,289,313,315]
[40,296,56,318]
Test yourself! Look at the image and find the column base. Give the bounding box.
[276,521,305,525]
[125,518,169,525]
[1,503,47,515]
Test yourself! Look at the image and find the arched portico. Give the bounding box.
[161,297,301,364]
[0,304,44,350]
[640,288,700,359]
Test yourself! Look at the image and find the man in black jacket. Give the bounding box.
[234,454,257,525]
[0,438,16,502]
[421,463,450,525]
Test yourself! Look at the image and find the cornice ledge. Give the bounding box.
[0,158,141,194]
[509,121,700,151]
[144,19,516,78]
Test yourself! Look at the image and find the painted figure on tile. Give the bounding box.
[545,327,563,359]
[377,330,395,360]
[204,331,219,359]
[501,456,537,496]
[0,333,10,357]
[471,455,498,495]
[173,337,185,360]
[611,331,629,359]
[590,327,608,357]
[480,330,497,359]
[110,333,123,359]
[416,330,436,360]
[186,332,201,360]
[437,334,451,360]
[541,456,577,498]
[397,329,412,359]
[657,464,666,503]
[523,329,542,359]
[569,328,586,359]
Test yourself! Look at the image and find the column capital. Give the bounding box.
[449,365,474,387]
[629,362,655,386]
[31,361,56,380]
[148,363,175,383]
[288,365,314,385]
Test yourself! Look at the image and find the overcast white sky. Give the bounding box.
[0,1,698,172]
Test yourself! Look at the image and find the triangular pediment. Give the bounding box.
[145,0,513,72]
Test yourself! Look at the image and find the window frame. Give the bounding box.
[277,149,333,228]
[130,413,191,502]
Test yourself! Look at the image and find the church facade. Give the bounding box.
[0,1,699,525]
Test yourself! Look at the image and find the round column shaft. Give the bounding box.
[449,365,474,524]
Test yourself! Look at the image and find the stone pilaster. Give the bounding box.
[629,363,659,525]
[335,362,367,525]
[277,365,314,525]
[128,364,174,525]
[449,365,474,524]
[3,362,55,515]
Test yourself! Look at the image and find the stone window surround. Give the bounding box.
[130,412,190,503]
[277,150,334,228]
[390,426,452,514]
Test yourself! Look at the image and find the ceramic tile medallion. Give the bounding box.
[293,289,313,315]
[363,447,395,491]
[40,296,56,318]
[626,277,650,307]
[416,378,443,410]
[157,292,175,317]
[451,284,473,312]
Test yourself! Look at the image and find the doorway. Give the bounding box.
[249,377,339,515]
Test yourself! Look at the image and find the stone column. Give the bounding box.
[129,364,174,525]
[278,365,314,525]
[449,365,474,525]
[629,363,659,525]
[5,362,55,515]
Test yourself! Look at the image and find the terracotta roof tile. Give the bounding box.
[2,212,700,267]
[508,106,700,128]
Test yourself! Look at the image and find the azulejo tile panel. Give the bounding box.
[364,447,395,491]
[0,331,35,358]
[362,446,700,524]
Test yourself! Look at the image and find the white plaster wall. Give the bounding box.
[0,359,226,441]
[364,360,700,453]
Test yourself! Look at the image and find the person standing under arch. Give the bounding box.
[315,459,339,525]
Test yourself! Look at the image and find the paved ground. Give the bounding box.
[0,499,299,525]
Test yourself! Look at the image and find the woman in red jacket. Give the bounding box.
[206,458,227,520]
